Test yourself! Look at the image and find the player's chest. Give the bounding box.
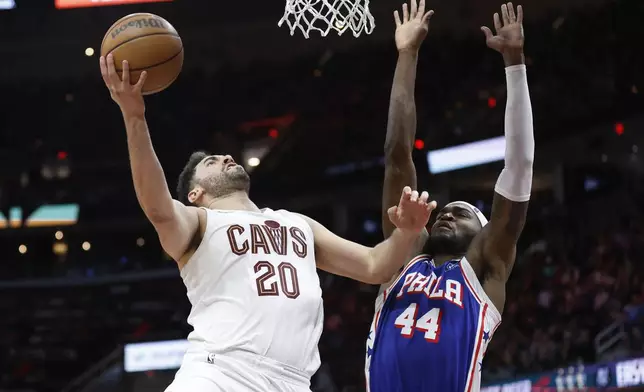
[216,218,313,260]
[209,218,319,301]
[391,263,466,307]
[380,266,479,345]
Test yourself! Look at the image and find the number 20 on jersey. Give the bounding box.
[254,261,300,299]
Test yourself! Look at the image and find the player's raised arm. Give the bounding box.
[382,0,434,240]
[468,3,533,292]
[300,187,437,284]
[100,54,201,263]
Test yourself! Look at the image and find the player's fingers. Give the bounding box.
[402,3,409,22]
[410,190,419,202]
[516,5,523,23]
[410,0,418,19]
[394,10,402,26]
[419,191,429,204]
[493,12,502,33]
[387,206,398,222]
[122,60,130,85]
[427,200,438,212]
[507,2,516,23]
[401,186,412,202]
[422,10,434,24]
[417,0,425,19]
[106,54,121,87]
[481,26,493,40]
[501,4,510,26]
[134,71,148,91]
[99,56,111,87]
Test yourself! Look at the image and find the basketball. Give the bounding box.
[101,13,183,95]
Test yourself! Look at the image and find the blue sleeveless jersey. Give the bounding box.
[365,255,502,392]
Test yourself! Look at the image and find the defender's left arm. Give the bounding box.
[470,3,534,284]
[479,62,533,280]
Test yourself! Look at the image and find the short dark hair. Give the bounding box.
[177,151,208,205]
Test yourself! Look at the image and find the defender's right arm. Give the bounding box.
[100,54,200,263]
[382,0,433,242]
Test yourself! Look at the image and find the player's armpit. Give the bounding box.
[468,193,528,281]
[298,214,420,285]
[153,200,204,264]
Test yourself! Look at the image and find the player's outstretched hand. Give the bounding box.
[394,0,434,52]
[481,3,524,57]
[100,54,148,118]
[388,186,437,234]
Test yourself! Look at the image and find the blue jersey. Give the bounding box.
[365,254,502,392]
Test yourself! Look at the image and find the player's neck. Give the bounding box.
[205,191,260,212]
[432,254,464,267]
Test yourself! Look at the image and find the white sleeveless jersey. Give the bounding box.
[180,208,324,377]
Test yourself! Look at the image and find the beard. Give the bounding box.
[199,166,251,199]
[422,230,475,257]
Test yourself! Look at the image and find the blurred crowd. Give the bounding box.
[483,189,644,381]
[2,174,644,392]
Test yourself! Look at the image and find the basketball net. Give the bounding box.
[278,0,375,38]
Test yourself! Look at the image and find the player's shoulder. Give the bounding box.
[408,253,432,266]
[262,207,294,219]
[263,208,311,228]
[380,253,432,292]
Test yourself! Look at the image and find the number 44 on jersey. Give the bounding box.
[395,303,442,342]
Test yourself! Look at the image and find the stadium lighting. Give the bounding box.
[85,47,95,57]
[615,122,624,135]
[426,136,506,174]
[248,157,261,167]
[0,0,15,10]
[53,242,68,255]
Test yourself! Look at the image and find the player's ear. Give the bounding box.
[188,186,203,205]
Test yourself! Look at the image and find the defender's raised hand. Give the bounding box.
[481,3,524,63]
[388,186,437,234]
[394,0,434,52]
[100,54,148,118]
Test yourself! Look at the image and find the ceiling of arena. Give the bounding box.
[0,0,642,217]
[0,0,609,78]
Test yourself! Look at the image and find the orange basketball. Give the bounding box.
[101,13,183,95]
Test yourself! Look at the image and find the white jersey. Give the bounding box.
[180,208,324,378]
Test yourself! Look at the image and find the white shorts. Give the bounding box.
[165,349,312,392]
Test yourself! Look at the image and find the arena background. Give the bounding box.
[1,0,644,391]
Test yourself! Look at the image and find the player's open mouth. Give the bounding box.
[225,163,237,171]
[435,223,452,231]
